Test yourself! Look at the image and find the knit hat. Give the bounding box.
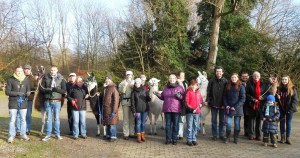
[266,95,275,102]
[126,71,133,75]
[105,74,113,80]
[69,73,76,77]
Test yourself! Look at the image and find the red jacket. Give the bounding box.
[185,88,203,114]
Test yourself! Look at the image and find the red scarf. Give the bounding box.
[253,79,261,111]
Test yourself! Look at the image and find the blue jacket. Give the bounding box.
[223,84,246,116]
[261,103,280,134]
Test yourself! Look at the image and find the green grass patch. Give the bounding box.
[0,110,64,158]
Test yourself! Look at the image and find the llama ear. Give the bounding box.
[203,71,207,77]
[198,71,202,76]
[87,72,91,76]
[157,79,160,83]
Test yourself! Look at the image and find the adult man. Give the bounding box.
[40,65,66,141]
[66,73,77,135]
[6,66,31,143]
[119,70,135,140]
[176,71,188,140]
[205,66,227,141]
[241,72,249,137]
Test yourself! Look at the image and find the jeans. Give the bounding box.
[15,111,21,132]
[211,107,225,137]
[44,101,61,136]
[186,113,199,142]
[135,112,148,133]
[226,116,241,131]
[9,109,27,137]
[164,112,180,141]
[279,108,293,136]
[106,125,117,139]
[72,110,86,137]
[178,116,185,137]
[26,101,33,132]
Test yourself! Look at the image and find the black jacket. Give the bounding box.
[131,86,150,113]
[277,86,298,113]
[206,76,227,108]
[5,76,30,109]
[67,85,88,110]
[39,73,66,100]
[245,79,269,116]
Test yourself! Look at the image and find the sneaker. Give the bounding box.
[178,136,183,140]
[16,132,20,136]
[192,141,198,146]
[212,136,217,141]
[172,141,177,145]
[165,140,171,145]
[81,135,87,139]
[187,141,193,146]
[21,135,30,141]
[7,137,14,143]
[73,136,78,140]
[26,131,31,135]
[263,143,267,147]
[123,136,129,140]
[42,135,51,141]
[273,144,277,148]
[56,135,63,140]
[110,138,116,142]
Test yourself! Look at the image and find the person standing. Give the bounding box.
[240,72,249,137]
[177,71,188,140]
[155,74,184,145]
[245,71,269,141]
[6,66,31,143]
[140,74,149,91]
[277,75,298,144]
[118,71,135,140]
[205,66,227,141]
[131,78,150,143]
[223,73,246,144]
[102,74,120,142]
[185,79,202,146]
[40,65,66,141]
[66,73,77,135]
[67,76,88,139]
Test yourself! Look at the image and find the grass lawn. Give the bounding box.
[0,110,64,158]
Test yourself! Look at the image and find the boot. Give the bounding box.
[136,133,142,143]
[141,132,146,142]
[286,136,292,145]
[224,130,231,144]
[234,130,240,144]
[279,134,285,143]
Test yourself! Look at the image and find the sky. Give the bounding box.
[293,0,300,4]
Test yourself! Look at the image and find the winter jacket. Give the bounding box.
[276,86,298,113]
[39,73,66,100]
[157,82,184,113]
[5,76,30,109]
[223,84,246,116]
[118,79,134,106]
[261,103,280,134]
[206,77,227,108]
[102,82,120,125]
[66,82,75,109]
[67,85,88,111]
[245,79,269,116]
[185,88,202,114]
[131,86,150,113]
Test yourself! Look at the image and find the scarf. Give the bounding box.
[253,79,261,111]
[13,73,26,82]
[279,86,288,111]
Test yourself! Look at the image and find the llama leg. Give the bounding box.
[103,125,106,137]
[95,114,101,136]
[40,111,46,136]
[149,113,153,135]
[160,113,165,130]
[154,114,159,135]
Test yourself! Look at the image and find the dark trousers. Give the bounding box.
[263,132,277,144]
[67,103,73,132]
[247,113,261,138]
[244,115,249,136]
[165,112,180,142]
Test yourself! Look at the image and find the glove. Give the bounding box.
[111,112,115,118]
[25,91,31,97]
[52,87,58,92]
[17,92,24,96]
[175,92,181,99]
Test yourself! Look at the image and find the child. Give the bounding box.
[261,95,280,148]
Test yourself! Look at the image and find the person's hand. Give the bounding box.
[263,118,266,121]
[72,100,76,105]
[259,96,263,100]
[96,92,100,96]
[268,118,272,121]
[254,99,259,103]
[175,92,181,99]
[204,102,208,106]
[26,91,31,97]
[193,109,197,113]
[230,107,235,111]
[85,94,89,99]
[226,106,230,110]
[111,112,115,118]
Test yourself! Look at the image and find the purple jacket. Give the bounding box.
[157,82,184,113]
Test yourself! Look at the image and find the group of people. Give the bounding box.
[5,65,298,148]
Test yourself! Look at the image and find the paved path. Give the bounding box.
[0,98,300,157]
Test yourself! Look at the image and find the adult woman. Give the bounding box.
[277,75,298,144]
[245,71,269,140]
[223,73,246,144]
[185,79,202,146]
[67,76,88,139]
[156,74,184,145]
[131,78,150,143]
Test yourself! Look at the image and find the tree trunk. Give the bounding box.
[207,0,225,72]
